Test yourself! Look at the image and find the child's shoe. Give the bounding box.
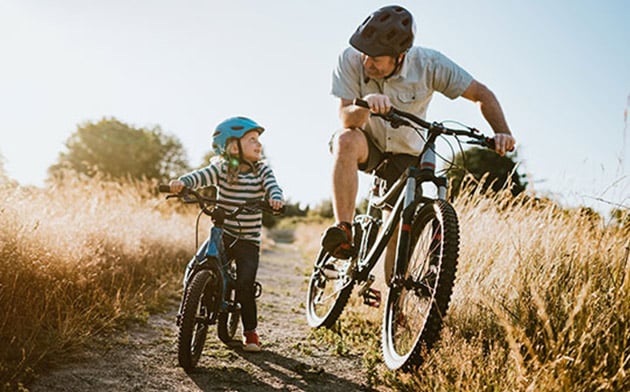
[243,330,261,352]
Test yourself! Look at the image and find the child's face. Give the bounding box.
[229,130,262,162]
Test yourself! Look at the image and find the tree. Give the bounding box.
[447,147,527,198]
[49,118,190,181]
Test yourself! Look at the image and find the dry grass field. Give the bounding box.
[0,178,193,390]
[294,190,630,391]
[1,177,628,391]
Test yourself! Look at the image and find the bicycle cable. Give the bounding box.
[405,121,485,180]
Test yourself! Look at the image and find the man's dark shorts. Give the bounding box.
[331,128,418,187]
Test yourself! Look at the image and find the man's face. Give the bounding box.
[361,54,398,79]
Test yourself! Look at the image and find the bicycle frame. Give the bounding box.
[184,225,232,313]
[354,135,448,286]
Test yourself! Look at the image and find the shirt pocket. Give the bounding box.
[398,90,418,103]
[395,85,431,110]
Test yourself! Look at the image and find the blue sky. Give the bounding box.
[0,0,628,214]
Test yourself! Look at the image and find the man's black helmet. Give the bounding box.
[350,5,414,57]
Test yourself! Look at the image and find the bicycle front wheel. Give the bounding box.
[177,268,219,371]
[305,249,355,328]
[217,287,241,343]
[382,200,459,371]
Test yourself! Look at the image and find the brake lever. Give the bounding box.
[375,111,412,129]
[466,138,496,150]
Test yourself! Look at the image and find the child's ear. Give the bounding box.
[227,141,239,155]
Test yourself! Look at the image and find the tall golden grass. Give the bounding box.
[0,178,193,390]
[295,190,630,391]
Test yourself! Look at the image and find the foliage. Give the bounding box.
[0,152,9,184]
[448,147,527,198]
[611,207,630,231]
[197,150,216,169]
[295,189,630,391]
[48,118,190,182]
[309,199,334,219]
[262,199,309,228]
[0,178,190,389]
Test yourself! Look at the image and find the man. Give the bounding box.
[322,5,516,280]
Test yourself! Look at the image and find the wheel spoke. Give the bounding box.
[306,251,356,328]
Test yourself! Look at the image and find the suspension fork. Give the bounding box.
[393,139,441,282]
[393,169,420,281]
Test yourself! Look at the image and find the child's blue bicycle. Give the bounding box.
[158,185,282,370]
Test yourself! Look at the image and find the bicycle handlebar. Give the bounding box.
[353,98,496,150]
[158,185,285,216]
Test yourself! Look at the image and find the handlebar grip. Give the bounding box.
[485,138,496,151]
[353,98,370,109]
[255,200,285,215]
[158,184,172,193]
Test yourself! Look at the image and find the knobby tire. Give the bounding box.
[382,200,460,371]
[177,269,218,371]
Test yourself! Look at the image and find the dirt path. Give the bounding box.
[29,241,384,392]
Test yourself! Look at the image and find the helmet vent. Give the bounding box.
[231,126,244,131]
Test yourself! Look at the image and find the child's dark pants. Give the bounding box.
[224,234,260,332]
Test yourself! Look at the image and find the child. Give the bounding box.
[169,116,284,352]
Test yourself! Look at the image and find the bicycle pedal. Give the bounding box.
[225,302,241,312]
[362,288,381,308]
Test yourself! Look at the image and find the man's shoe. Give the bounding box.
[321,222,356,259]
[243,330,262,352]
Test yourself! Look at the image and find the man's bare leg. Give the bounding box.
[330,128,369,223]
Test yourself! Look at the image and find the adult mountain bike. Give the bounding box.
[306,98,499,371]
[158,185,282,371]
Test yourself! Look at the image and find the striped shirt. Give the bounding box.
[178,158,284,243]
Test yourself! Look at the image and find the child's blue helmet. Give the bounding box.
[212,116,264,156]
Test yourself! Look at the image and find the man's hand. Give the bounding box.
[363,93,392,114]
[494,134,516,156]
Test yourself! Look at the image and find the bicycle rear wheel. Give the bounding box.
[305,249,355,328]
[382,200,459,371]
[177,268,220,371]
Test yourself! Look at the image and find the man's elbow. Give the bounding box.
[463,80,496,103]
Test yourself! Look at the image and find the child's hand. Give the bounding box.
[269,199,284,210]
[169,180,185,194]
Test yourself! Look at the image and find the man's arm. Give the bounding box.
[461,80,515,156]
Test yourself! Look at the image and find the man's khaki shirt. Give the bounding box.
[332,46,473,155]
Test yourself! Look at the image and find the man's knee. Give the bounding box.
[331,128,368,160]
